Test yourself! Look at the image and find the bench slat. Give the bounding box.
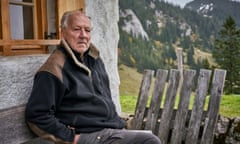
[132,70,154,130]
[185,69,212,144]
[144,69,168,132]
[0,105,36,144]
[201,69,226,144]
[157,69,181,144]
[170,69,196,144]
[132,68,226,143]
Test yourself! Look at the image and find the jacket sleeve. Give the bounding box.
[25,71,75,143]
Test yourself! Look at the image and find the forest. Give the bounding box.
[118,0,240,93]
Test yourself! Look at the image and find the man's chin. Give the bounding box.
[76,47,88,54]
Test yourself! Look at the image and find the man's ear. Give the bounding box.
[60,31,64,39]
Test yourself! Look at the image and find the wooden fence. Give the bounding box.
[130,69,226,144]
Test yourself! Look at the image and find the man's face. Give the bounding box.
[61,13,91,55]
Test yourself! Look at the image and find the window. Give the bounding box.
[10,0,35,39]
[0,0,85,56]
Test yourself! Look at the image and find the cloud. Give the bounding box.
[164,0,193,8]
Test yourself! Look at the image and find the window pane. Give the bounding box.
[10,2,33,39]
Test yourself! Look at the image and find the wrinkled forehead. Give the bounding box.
[70,11,90,19]
[68,12,91,27]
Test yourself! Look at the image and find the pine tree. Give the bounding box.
[213,16,240,94]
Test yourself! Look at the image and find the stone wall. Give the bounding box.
[0,0,121,113]
[0,55,48,109]
[214,116,240,144]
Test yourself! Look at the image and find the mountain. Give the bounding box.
[120,9,149,41]
[118,0,240,72]
[185,0,240,27]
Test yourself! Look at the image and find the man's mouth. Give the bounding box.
[77,42,87,46]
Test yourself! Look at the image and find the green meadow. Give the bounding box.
[119,64,240,118]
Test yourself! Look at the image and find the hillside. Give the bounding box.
[118,0,240,74]
[119,64,142,96]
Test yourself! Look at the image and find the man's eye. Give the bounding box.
[84,28,92,32]
[84,27,92,32]
[73,27,92,32]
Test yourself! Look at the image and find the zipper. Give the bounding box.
[88,74,111,119]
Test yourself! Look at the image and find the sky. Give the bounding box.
[164,0,193,8]
[165,0,240,8]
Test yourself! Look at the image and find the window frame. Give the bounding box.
[0,0,85,56]
[0,0,57,56]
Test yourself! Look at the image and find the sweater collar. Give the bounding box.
[61,39,100,76]
[88,43,99,59]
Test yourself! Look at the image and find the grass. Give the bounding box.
[119,64,240,118]
[219,94,240,117]
[120,95,240,117]
[118,64,142,96]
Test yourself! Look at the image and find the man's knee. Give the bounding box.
[145,134,161,144]
[147,135,161,144]
[138,132,161,144]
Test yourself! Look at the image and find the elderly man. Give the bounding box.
[26,10,161,144]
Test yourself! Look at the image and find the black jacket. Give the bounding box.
[25,40,125,143]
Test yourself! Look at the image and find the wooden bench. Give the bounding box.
[129,69,226,144]
[0,104,53,144]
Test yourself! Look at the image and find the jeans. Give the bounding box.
[77,128,161,144]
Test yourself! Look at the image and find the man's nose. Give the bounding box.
[79,28,89,37]
[79,30,86,37]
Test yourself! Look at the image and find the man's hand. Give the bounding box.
[73,134,80,144]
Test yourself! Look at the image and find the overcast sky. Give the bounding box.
[164,0,193,8]
[165,0,240,8]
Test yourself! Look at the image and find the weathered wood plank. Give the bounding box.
[170,69,196,144]
[0,104,36,144]
[201,69,226,144]
[0,105,53,144]
[132,68,226,143]
[157,69,180,144]
[132,70,154,130]
[185,69,212,144]
[0,39,60,46]
[144,69,168,133]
